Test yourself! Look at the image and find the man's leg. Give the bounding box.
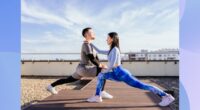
[51,76,79,87]
[101,79,106,91]
[47,71,82,94]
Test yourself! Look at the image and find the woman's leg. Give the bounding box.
[96,67,107,91]
[120,70,175,106]
[120,69,167,96]
[51,76,79,87]
[95,72,118,96]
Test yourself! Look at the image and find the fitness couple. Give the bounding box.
[46,27,175,107]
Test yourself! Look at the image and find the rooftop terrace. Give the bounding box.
[22,78,176,110]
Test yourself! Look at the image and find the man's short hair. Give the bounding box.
[82,27,92,37]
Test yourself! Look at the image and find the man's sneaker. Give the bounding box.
[159,94,175,106]
[101,91,113,99]
[46,85,58,95]
[87,96,102,103]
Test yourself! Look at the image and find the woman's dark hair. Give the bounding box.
[108,32,120,54]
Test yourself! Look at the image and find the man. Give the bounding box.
[46,27,113,99]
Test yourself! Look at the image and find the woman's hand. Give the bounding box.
[99,63,107,69]
[102,64,108,69]
[101,68,107,73]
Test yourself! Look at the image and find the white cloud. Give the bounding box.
[21,0,179,53]
[21,30,82,53]
[21,0,74,30]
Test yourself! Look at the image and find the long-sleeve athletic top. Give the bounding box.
[80,41,100,67]
[91,44,121,73]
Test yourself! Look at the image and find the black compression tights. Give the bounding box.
[51,76,78,87]
[51,75,106,91]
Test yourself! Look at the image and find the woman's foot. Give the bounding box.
[159,94,175,106]
[101,91,113,99]
[46,85,58,95]
[87,96,102,103]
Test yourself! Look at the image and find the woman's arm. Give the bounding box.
[91,43,108,55]
[101,48,118,73]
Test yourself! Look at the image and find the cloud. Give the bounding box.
[21,0,179,53]
[21,0,74,30]
[21,31,82,52]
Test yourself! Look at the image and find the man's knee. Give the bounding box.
[68,76,79,81]
[96,67,102,76]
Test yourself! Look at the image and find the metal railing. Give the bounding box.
[21,52,179,63]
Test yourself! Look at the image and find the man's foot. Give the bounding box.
[101,91,113,99]
[159,94,175,106]
[46,85,58,95]
[87,96,102,103]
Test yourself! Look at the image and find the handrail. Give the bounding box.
[21,59,179,62]
[21,52,129,54]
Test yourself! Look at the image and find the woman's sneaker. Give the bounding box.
[101,91,113,99]
[46,85,58,95]
[87,96,102,103]
[159,94,175,106]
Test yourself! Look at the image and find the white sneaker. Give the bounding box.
[101,91,113,99]
[87,96,102,103]
[159,94,175,106]
[46,85,58,95]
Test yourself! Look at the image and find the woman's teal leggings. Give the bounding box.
[95,66,167,96]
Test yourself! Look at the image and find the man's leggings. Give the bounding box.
[51,67,106,91]
[95,66,167,97]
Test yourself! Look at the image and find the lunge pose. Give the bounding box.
[87,32,175,106]
[46,27,113,99]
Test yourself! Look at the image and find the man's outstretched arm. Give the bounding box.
[87,54,101,67]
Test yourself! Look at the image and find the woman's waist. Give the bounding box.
[112,64,122,71]
[113,64,120,68]
[108,61,121,68]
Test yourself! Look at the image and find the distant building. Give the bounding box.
[128,49,179,61]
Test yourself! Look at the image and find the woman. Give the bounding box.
[87,32,175,107]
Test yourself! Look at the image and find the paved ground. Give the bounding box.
[22,77,178,110]
[147,77,179,110]
[21,77,89,107]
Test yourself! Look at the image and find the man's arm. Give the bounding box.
[84,43,102,67]
[87,54,101,67]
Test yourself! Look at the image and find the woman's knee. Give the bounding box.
[97,73,104,80]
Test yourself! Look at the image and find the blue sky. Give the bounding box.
[21,0,179,53]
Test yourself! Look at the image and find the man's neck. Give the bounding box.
[84,39,92,43]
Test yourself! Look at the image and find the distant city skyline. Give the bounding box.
[21,0,179,53]
[21,48,179,60]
